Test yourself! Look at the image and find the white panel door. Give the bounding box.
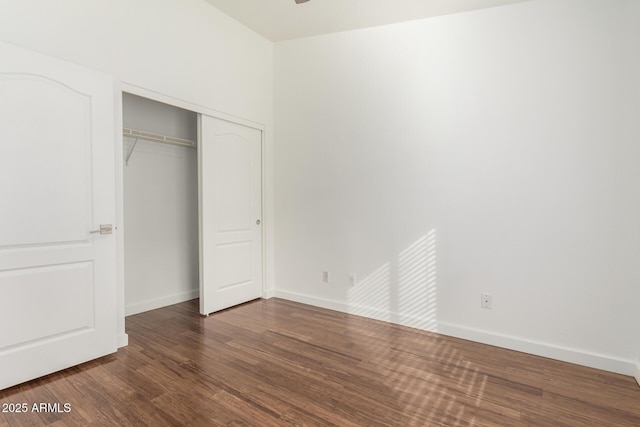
[199,115,262,315]
[0,42,117,390]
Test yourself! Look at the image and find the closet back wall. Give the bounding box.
[123,94,198,315]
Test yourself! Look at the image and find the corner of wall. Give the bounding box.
[634,359,640,387]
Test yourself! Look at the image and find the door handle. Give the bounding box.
[89,224,113,235]
[256,219,261,225]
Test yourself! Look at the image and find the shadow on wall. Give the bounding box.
[347,229,438,332]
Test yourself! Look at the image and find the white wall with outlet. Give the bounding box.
[275,0,640,374]
[123,94,199,315]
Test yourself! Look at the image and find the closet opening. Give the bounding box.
[122,93,199,316]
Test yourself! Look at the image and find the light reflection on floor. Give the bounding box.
[345,229,487,425]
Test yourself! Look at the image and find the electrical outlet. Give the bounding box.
[348,274,356,287]
[322,271,329,283]
[481,293,492,309]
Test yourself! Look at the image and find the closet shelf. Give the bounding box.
[123,127,197,165]
[123,128,196,148]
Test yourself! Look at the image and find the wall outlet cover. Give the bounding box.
[348,274,356,287]
[481,293,492,309]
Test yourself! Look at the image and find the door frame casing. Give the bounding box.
[117,82,268,317]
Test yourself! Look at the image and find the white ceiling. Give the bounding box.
[203,0,531,42]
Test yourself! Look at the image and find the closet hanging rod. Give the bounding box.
[123,128,197,149]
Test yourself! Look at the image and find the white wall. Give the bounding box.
[274,0,640,374]
[123,94,198,315]
[0,0,274,343]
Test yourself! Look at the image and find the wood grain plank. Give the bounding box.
[1,298,639,426]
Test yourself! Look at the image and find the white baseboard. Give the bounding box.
[262,288,276,299]
[438,321,635,377]
[634,362,640,387]
[117,333,129,348]
[125,289,199,316]
[274,290,437,331]
[274,290,636,377]
[275,290,345,312]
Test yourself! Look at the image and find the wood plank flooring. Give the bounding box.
[1,298,639,426]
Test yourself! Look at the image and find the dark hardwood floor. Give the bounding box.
[1,298,639,426]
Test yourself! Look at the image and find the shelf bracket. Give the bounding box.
[125,137,139,166]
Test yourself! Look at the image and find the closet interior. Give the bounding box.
[122,93,199,315]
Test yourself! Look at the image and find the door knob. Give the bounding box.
[89,224,113,234]
[256,219,261,225]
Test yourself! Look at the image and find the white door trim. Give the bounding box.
[120,82,265,132]
[118,82,267,301]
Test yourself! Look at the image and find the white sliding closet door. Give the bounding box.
[199,115,262,315]
[0,42,117,389]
